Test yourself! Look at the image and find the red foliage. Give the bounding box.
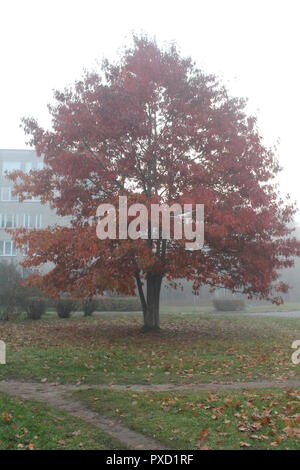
[9,35,300,308]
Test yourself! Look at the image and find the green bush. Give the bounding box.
[0,307,21,321]
[55,298,77,318]
[24,297,46,320]
[213,298,245,312]
[97,296,141,312]
[82,298,98,316]
[0,262,49,320]
[0,262,23,320]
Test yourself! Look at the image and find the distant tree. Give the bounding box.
[10,35,300,330]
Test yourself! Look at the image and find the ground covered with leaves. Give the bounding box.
[0,311,299,450]
[0,392,126,450]
[75,388,300,450]
[0,312,299,385]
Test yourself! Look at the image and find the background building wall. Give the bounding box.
[0,149,65,275]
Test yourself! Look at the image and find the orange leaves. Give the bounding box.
[224,398,232,408]
[197,428,209,449]
[3,411,12,424]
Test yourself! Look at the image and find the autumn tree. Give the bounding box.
[10,36,300,330]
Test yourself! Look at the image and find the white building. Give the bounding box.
[0,149,61,275]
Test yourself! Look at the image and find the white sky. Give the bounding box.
[1,0,299,221]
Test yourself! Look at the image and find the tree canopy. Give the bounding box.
[10,35,300,330]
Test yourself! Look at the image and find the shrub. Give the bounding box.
[0,262,23,320]
[0,307,22,321]
[97,296,141,312]
[19,285,49,311]
[213,298,245,312]
[82,298,98,316]
[0,262,49,320]
[24,297,46,320]
[55,298,77,318]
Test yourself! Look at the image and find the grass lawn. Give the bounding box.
[74,387,300,450]
[0,310,299,450]
[0,312,299,385]
[0,392,126,450]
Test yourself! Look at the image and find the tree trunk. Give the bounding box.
[144,273,162,331]
[136,272,162,331]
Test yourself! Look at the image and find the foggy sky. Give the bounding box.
[1,0,299,222]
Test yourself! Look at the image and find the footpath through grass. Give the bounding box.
[0,311,299,450]
[0,313,299,385]
[0,392,126,450]
[74,387,300,450]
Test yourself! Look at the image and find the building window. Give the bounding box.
[24,195,41,202]
[2,161,21,176]
[0,214,19,228]
[0,240,16,256]
[23,214,42,229]
[36,214,42,228]
[24,214,34,229]
[0,214,42,229]
[0,187,19,202]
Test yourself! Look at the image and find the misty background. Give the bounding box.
[1,0,299,305]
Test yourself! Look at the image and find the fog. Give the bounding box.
[1,0,300,223]
[1,0,299,306]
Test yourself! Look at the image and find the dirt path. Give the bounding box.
[0,379,165,450]
[84,378,300,392]
[0,377,299,450]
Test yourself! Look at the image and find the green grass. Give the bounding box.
[0,392,127,450]
[74,387,300,450]
[0,313,299,385]
[0,310,299,450]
